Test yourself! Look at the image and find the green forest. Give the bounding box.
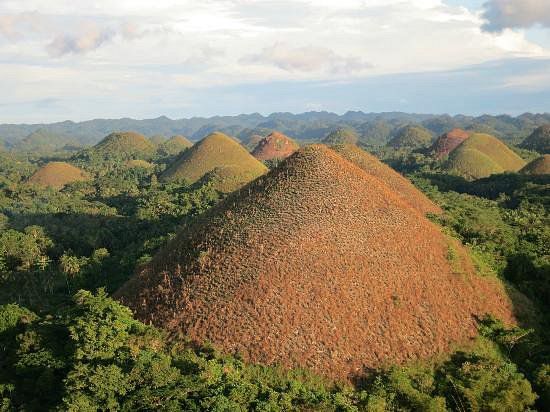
[0,125,549,411]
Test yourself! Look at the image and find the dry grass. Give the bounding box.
[430,128,471,159]
[161,131,267,184]
[331,144,441,215]
[117,144,515,381]
[28,161,89,189]
[445,133,526,179]
[251,131,299,161]
[520,154,550,175]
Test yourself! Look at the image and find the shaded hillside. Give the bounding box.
[322,128,359,145]
[91,131,155,159]
[387,125,433,149]
[520,125,550,154]
[28,162,89,189]
[157,135,193,157]
[160,132,267,190]
[431,128,471,159]
[445,133,526,179]
[117,145,515,381]
[331,144,441,215]
[520,155,550,175]
[251,131,299,161]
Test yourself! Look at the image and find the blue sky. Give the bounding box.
[0,0,549,123]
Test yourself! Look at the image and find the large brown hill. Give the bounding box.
[251,131,299,161]
[28,162,89,189]
[331,144,441,215]
[117,144,515,381]
[160,132,267,190]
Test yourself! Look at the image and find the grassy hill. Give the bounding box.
[430,128,471,159]
[251,131,299,161]
[157,135,193,157]
[91,131,155,159]
[15,128,79,153]
[520,125,550,154]
[28,162,89,189]
[117,145,514,381]
[160,131,267,190]
[444,133,526,179]
[322,128,359,145]
[387,125,433,149]
[520,155,550,175]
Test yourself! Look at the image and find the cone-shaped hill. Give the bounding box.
[520,155,550,175]
[520,125,550,154]
[28,162,89,189]
[431,128,471,159]
[117,144,515,381]
[322,128,359,145]
[160,132,267,190]
[387,125,433,149]
[331,144,441,215]
[92,131,155,158]
[251,131,299,161]
[444,133,526,179]
[157,135,193,157]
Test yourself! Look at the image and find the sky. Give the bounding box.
[0,0,549,123]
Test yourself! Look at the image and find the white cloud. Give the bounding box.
[482,0,550,32]
[0,0,549,121]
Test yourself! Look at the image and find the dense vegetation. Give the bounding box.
[0,127,549,410]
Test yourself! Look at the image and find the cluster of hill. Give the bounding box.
[2,111,550,151]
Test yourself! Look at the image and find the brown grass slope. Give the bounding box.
[251,131,299,161]
[160,132,267,187]
[520,155,550,175]
[117,144,514,381]
[28,162,88,189]
[445,133,526,179]
[431,128,471,159]
[331,144,441,215]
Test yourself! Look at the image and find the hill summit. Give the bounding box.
[520,125,550,154]
[520,155,550,175]
[430,128,471,159]
[251,131,299,161]
[28,162,89,189]
[92,131,155,158]
[117,144,514,381]
[157,135,193,157]
[444,133,526,179]
[322,128,359,145]
[387,125,433,149]
[161,132,267,191]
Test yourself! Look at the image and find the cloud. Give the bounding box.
[0,12,50,40]
[46,25,115,57]
[482,0,550,32]
[242,43,372,74]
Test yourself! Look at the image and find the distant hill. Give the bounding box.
[520,155,550,175]
[157,135,193,157]
[2,112,549,149]
[520,125,550,154]
[160,132,267,190]
[28,162,89,189]
[117,144,514,381]
[322,128,359,145]
[444,133,526,179]
[387,125,433,149]
[430,128,471,159]
[15,128,79,153]
[90,131,155,159]
[251,131,299,161]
